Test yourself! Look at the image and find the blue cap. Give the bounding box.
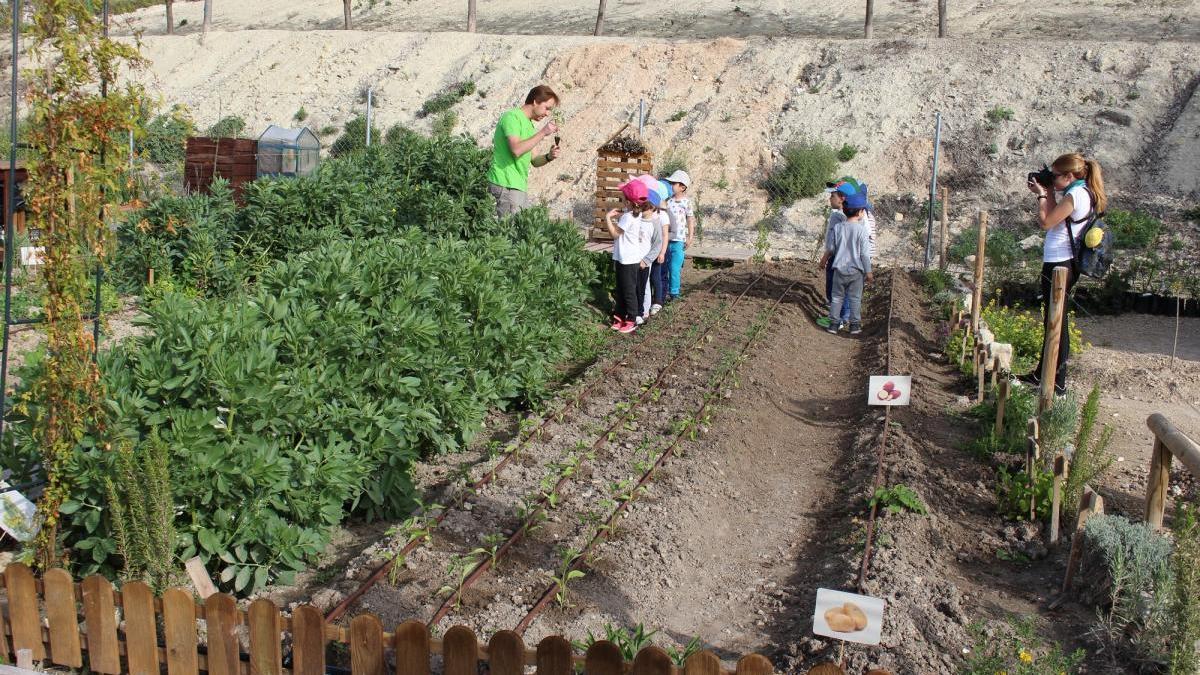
[844,185,869,209]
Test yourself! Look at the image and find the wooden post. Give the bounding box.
[148,267,155,286]
[938,187,949,271]
[937,0,948,37]
[976,346,986,402]
[1050,453,1067,545]
[467,0,477,32]
[342,0,352,29]
[1027,434,1039,522]
[1145,437,1171,529]
[202,0,212,36]
[1038,266,1069,414]
[994,378,1010,436]
[959,326,968,367]
[991,355,1000,389]
[970,211,987,334]
[1061,487,1104,594]
[594,0,607,36]
[1028,417,1040,458]
[165,0,175,34]
[864,0,875,38]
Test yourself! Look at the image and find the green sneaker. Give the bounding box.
[815,316,832,328]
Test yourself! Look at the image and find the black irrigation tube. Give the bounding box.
[323,269,735,623]
[855,271,897,593]
[512,276,800,636]
[426,268,770,628]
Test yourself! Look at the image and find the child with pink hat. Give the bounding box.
[605,179,657,333]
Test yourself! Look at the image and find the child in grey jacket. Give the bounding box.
[826,189,874,335]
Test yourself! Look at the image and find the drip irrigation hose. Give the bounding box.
[323,269,736,623]
[426,269,770,628]
[855,270,897,593]
[512,277,799,636]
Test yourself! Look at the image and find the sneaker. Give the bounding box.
[610,318,623,331]
[1017,371,1040,388]
[816,316,832,328]
[836,322,846,332]
[650,304,662,316]
[825,325,839,335]
[635,315,645,325]
[849,324,863,335]
[1054,383,1068,398]
[618,320,637,334]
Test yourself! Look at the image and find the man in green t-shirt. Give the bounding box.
[487,84,561,218]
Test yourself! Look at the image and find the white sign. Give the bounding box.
[813,588,886,646]
[19,246,45,266]
[0,482,39,541]
[868,375,911,406]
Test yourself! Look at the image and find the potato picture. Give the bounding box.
[824,608,858,632]
[876,389,891,400]
[890,389,902,400]
[882,381,894,392]
[844,602,868,630]
[868,376,911,407]
[814,588,885,645]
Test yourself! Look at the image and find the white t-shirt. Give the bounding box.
[612,211,654,264]
[864,210,878,259]
[666,198,694,241]
[1043,183,1092,263]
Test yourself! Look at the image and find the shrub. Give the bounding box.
[330,114,381,157]
[656,149,688,177]
[667,110,687,122]
[949,228,1024,270]
[763,140,838,205]
[869,484,927,515]
[1064,385,1114,511]
[920,268,954,296]
[996,464,1053,521]
[1169,504,1200,674]
[963,617,1085,674]
[836,143,858,162]
[1105,209,1161,249]
[206,116,247,138]
[432,110,458,136]
[418,81,476,118]
[986,106,1015,123]
[138,104,196,166]
[1183,206,1200,223]
[293,106,308,123]
[1085,514,1173,664]
[965,382,1037,458]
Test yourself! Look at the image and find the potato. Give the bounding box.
[882,380,895,392]
[890,389,903,400]
[876,390,891,400]
[843,602,868,630]
[824,608,857,632]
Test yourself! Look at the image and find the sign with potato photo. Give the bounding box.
[813,588,885,646]
[868,375,911,406]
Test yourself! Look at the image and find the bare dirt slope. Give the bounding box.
[127,29,1200,254]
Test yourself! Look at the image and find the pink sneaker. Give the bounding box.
[610,318,623,330]
[618,320,637,334]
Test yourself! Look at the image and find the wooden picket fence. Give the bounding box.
[0,564,774,675]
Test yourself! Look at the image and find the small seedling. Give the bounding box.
[869,484,928,515]
[550,547,587,607]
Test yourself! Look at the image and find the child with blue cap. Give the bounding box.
[824,184,874,335]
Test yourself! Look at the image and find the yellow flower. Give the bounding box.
[1018,649,1034,664]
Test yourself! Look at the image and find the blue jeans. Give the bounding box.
[667,241,686,296]
[829,269,864,328]
[825,264,850,324]
[650,255,667,306]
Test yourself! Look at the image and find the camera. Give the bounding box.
[1027,165,1054,188]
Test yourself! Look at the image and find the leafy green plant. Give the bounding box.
[293,107,308,123]
[665,637,703,667]
[996,465,1053,522]
[962,617,1085,674]
[948,228,1025,270]
[667,110,687,122]
[469,533,505,570]
[101,435,177,591]
[869,484,928,516]
[656,149,688,177]
[418,81,476,117]
[1105,209,1161,250]
[949,300,1085,377]
[572,623,656,661]
[986,106,1015,123]
[1064,385,1114,510]
[206,115,247,138]
[550,547,586,607]
[138,103,196,166]
[836,143,858,162]
[920,268,954,296]
[330,114,381,157]
[1169,504,1200,674]
[432,110,458,136]
[763,139,838,205]
[436,553,479,610]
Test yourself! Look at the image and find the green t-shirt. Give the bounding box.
[487,107,536,191]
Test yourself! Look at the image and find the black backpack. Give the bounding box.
[1065,186,1113,279]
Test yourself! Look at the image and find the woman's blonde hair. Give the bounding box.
[1052,153,1107,213]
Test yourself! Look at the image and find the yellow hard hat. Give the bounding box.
[1084,227,1105,248]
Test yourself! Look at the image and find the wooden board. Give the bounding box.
[584,642,623,675]
[684,651,722,675]
[162,588,198,675]
[122,581,160,675]
[290,605,325,675]
[349,614,384,675]
[535,636,572,675]
[203,593,240,675]
[43,569,82,668]
[442,626,477,675]
[5,564,44,661]
[392,620,430,675]
[488,632,525,675]
[82,575,121,674]
[248,599,282,675]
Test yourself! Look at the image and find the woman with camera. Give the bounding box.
[1023,153,1107,397]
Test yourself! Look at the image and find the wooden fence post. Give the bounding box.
[863,0,874,38]
[938,187,949,271]
[467,0,477,32]
[349,615,385,675]
[594,0,607,36]
[293,606,328,675]
[970,211,988,334]
[937,0,948,37]
[1145,436,1171,529]
[587,641,625,675]
[1050,453,1068,545]
[991,356,1000,389]
[1061,487,1104,594]
[976,346,986,402]
[1038,265,1069,414]
[489,632,527,675]
[1027,433,1040,522]
[994,377,1010,436]
[393,620,430,675]
[444,626,479,675]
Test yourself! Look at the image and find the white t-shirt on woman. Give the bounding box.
[1043,183,1092,263]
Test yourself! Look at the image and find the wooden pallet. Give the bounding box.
[184,136,259,203]
[593,148,652,239]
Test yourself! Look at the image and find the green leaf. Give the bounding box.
[59,500,82,515]
[234,566,252,592]
[198,528,220,553]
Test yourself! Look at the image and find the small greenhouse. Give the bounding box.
[256,125,320,178]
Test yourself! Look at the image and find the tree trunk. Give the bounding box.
[165,0,174,34]
[594,0,607,36]
[343,0,352,29]
[467,0,477,32]
[863,0,874,38]
[202,0,212,35]
[938,0,948,37]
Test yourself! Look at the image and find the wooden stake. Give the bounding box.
[148,267,155,286]
[937,0,949,37]
[1038,266,1069,414]
[959,327,968,367]
[1027,434,1039,522]
[1050,453,1067,545]
[1172,296,1181,369]
[864,0,874,38]
[938,187,949,271]
[1061,487,1104,594]
[1145,437,1171,530]
[991,355,1000,389]
[594,0,608,35]
[342,0,352,29]
[467,0,477,32]
[994,378,1010,436]
[166,0,175,34]
[1028,417,1040,458]
[185,557,218,599]
[976,347,986,402]
[970,212,988,334]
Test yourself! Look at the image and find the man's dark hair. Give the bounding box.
[525,85,559,105]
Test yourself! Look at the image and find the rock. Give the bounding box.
[1096,109,1133,127]
[310,588,345,613]
[1019,234,1042,250]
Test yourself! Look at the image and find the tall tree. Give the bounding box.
[594,0,606,36]
[467,0,476,32]
[165,0,173,34]
[863,0,874,37]
[343,0,351,29]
